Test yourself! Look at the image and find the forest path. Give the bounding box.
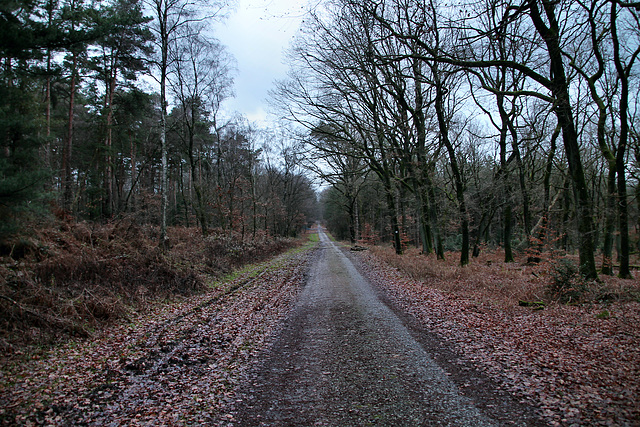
[233,229,504,426]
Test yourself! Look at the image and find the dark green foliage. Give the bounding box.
[91,0,153,81]
[0,0,322,241]
[0,81,50,237]
[0,0,44,59]
[547,258,589,304]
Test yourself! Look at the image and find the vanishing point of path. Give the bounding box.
[232,229,540,426]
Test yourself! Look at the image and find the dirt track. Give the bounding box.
[232,229,543,426]
[1,230,548,426]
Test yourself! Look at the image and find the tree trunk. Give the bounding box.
[528,0,597,279]
[104,70,117,218]
[181,162,190,227]
[250,163,257,240]
[497,93,514,262]
[382,174,402,255]
[192,172,208,236]
[399,184,407,248]
[416,185,433,254]
[601,167,616,275]
[504,204,514,263]
[129,131,136,212]
[428,179,445,260]
[512,145,531,238]
[530,126,559,263]
[346,185,357,244]
[187,106,208,236]
[45,52,52,172]
[434,73,468,265]
[353,196,360,243]
[611,1,632,279]
[157,1,169,249]
[561,177,572,252]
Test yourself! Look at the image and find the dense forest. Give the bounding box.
[2,0,640,280]
[275,0,640,281]
[0,0,317,244]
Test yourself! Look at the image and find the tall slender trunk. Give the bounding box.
[611,1,632,279]
[530,126,559,263]
[45,52,52,171]
[215,131,225,230]
[129,131,136,212]
[497,93,514,262]
[191,159,208,236]
[414,176,433,254]
[104,69,117,218]
[434,73,468,265]
[561,177,572,252]
[353,196,360,243]
[181,162,190,227]
[158,3,169,249]
[160,80,168,245]
[379,171,402,254]
[601,167,616,275]
[427,174,445,259]
[250,162,257,240]
[44,0,56,175]
[345,184,357,244]
[411,58,433,254]
[512,145,531,238]
[185,101,208,236]
[399,184,407,247]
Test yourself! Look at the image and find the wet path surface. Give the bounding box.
[233,230,503,426]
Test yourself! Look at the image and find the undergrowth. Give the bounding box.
[0,219,301,354]
[369,245,639,308]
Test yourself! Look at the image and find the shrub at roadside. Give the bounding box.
[547,258,589,304]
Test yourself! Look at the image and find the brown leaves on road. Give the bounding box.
[0,247,313,426]
[354,249,640,426]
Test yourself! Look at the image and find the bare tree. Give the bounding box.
[169,23,234,236]
[364,0,600,278]
[609,0,639,279]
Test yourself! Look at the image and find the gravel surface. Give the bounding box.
[232,229,542,426]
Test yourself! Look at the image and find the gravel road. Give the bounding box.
[233,229,540,426]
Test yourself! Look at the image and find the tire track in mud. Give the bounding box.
[85,248,314,425]
[120,262,277,374]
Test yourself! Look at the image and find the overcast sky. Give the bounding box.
[215,0,310,126]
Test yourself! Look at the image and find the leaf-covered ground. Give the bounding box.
[354,249,640,426]
[2,235,638,426]
[0,245,314,426]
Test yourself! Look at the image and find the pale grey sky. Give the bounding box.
[215,0,309,126]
